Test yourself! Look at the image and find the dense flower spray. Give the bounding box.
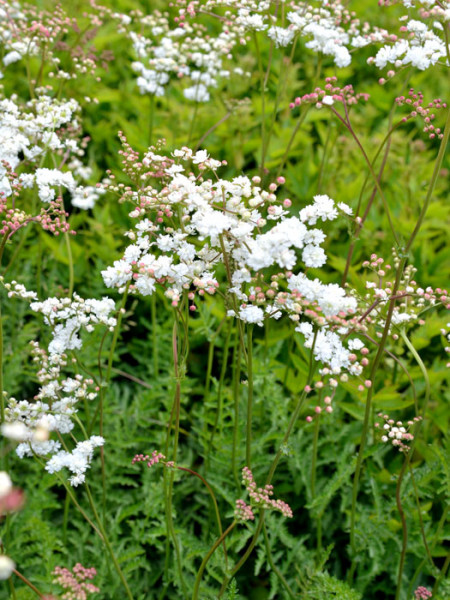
[101,139,367,380]
[1,282,116,485]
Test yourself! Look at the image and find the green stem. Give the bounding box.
[0,233,9,270]
[149,93,155,146]
[311,413,321,552]
[106,284,130,382]
[409,464,433,568]
[316,124,333,194]
[33,454,103,539]
[192,521,237,600]
[404,105,450,254]
[246,324,254,468]
[262,522,295,599]
[276,109,308,180]
[407,506,448,597]
[276,56,322,179]
[97,283,129,522]
[163,318,188,598]
[348,258,406,581]
[207,321,232,463]
[220,332,318,595]
[8,578,17,600]
[84,484,134,600]
[64,230,74,298]
[399,330,430,417]
[12,570,43,598]
[393,330,432,600]
[231,328,242,488]
[394,454,409,600]
[260,38,298,173]
[176,465,228,567]
[62,489,70,544]
[151,292,159,377]
[194,110,232,151]
[253,32,266,178]
[432,552,450,596]
[331,106,400,247]
[187,102,199,147]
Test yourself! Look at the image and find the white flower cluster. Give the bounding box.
[206,0,387,66]
[361,257,444,334]
[29,295,117,356]
[4,341,104,486]
[103,144,360,374]
[1,281,117,485]
[0,3,38,67]
[288,274,357,318]
[290,275,361,375]
[0,94,100,208]
[375,413,419,452]
[45,436,105,487]
[296,321,361,376]
[0,95,77,196]
[116,10,242,102]
[103,149,338,294]
[371,3,449,71]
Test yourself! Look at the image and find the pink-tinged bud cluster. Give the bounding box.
[305,379,338,422]
[0,0,112,84]
[132,450,166,468]
[375,413,421,452]
[234,498,255,522]
[414,586,432,599]
[396,89,447,140]
[52,564,99,600]
[241,467,293,518]
[0,193,72,238]
[359,250,449,344]
[290,77,370,110]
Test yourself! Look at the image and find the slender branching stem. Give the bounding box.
[349,258,406,580]
[192,521,237,600]
[12,570,44,598]
[263,521,296,599]
[246,324,254,468]
[219,332,318,595]
[84,484,134,600]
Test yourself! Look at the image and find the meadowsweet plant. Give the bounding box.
[0,0,448,599]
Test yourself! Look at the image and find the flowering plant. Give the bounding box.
[0,0,448,599]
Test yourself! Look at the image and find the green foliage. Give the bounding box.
[0,0,449,599]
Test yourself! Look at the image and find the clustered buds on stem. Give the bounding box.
[52,564,100,600]
[241,466,293,518]
[375,413,421,452]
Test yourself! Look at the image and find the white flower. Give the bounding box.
[288,273,357,317]
[102,260,133,287]
[337,202,353,215]
[0,472,12,498]
[238,12,267,31]
[1,421,28,441]
[136,274,156,296]
[348,339,364,350]
[3,50,22,66]
[183,84,210,102]
[0,556,15,580]
[322,95,334,106]
[302,245,327,268]
[239,305,264,326]
[267,27,295,48]
[192,150,209,164]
